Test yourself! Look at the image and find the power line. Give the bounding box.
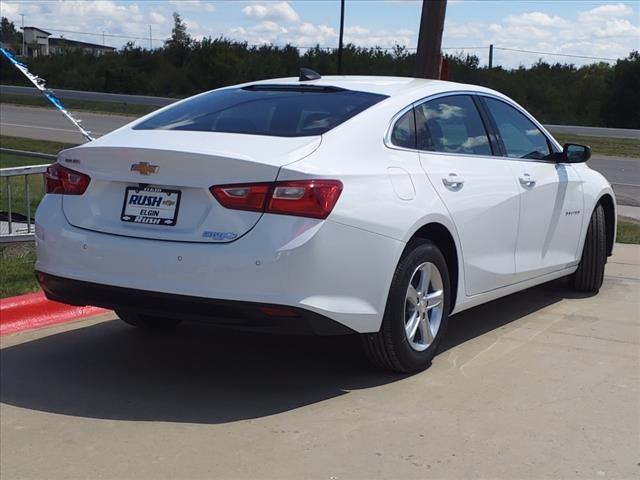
[493,46,619,62]
[33,27,627,62]
[41,27,167,43]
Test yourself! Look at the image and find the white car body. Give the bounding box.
[35,76,616,336]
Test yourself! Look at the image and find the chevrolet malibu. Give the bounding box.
[35,73,616,372]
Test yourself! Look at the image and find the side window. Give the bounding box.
[483,97,551,160]
[415,95,492,156]
[390,108,416,149]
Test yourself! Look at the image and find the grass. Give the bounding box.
[0,243,39,298]
[0,134,79,156]
[552,134,640,159]
[0,156,47,217]
[617,217,640,244]
[1,93,159,117]
[0,136,75,229]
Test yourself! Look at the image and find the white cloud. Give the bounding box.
[168,0,216,13]
[579,3,633,22]
[0,0,172,47]
[505,12,569,28]
[149,11,168,25]
[242,2,300,23]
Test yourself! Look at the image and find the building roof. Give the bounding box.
[49,37,115,50]
[23,27,52,36]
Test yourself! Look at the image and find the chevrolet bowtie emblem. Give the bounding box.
[130,162,159,175]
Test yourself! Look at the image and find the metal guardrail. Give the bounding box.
[0,148,55,243]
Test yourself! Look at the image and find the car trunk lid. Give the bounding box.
[60,130,321,243]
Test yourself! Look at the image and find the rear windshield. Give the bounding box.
[133,86,387,137]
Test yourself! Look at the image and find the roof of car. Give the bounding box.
[246,75,479,98]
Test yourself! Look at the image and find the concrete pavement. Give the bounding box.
[1,244,638,479]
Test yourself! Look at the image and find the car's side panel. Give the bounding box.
[509,161,585,281]
[280,104,446,243]
[419,152,520,295]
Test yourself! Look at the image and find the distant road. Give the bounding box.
[0,103,638,205]
[545,124,640,140]
[0,104,129,144]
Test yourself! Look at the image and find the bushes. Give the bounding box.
[1,33,637,128]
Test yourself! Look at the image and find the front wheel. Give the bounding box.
[362,239,451,373]
[571,203,607,293]
[116,310,183,329]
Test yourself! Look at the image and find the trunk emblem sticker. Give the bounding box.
[203,231,238,241]
[131,162,159,175]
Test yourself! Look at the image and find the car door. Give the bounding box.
[480,96,584,281]
[415,94,520,296]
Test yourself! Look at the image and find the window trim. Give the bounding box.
[389,105,418,150]
[384,90,561,163]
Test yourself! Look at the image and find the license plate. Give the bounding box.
[121,186,181,226]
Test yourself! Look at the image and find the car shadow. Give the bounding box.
[0,278,590,424]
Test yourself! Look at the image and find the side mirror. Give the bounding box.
[561,143,591,163]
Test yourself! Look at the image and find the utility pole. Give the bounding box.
[488,44,493,69]
[415,0,447,79]
[102,31,105,46]
[337,0,345,74]
[149,25,152,50]
[20,13,25,56]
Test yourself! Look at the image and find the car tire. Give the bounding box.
[362,239,451,373]
[572,203,607,293]
[116,310,183,329]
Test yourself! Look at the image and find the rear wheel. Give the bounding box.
[362,240,451,373]
[572,203,607,293]
[116,310,182,329]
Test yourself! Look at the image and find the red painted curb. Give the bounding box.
[0,291,109,336]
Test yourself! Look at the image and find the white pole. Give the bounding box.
[20,13,25,56]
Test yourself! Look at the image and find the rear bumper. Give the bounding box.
[35,195,405,333]
[37,272,354,335]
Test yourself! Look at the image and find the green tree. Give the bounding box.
[0,16,22,50]
[164,12,192,67]
[604,51,640,128]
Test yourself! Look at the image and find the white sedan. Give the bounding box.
[35,73,616,372]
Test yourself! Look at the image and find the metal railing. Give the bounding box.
[0,148,55,243]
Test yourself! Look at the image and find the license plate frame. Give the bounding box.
[120,186,181,226]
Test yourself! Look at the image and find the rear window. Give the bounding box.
[134,86,388,137]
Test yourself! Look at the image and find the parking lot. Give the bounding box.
[1,244,638,479]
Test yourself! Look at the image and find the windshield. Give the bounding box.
[134,86,388,137]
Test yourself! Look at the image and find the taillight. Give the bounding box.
[45,164,91,195]
[210,183,270,213]
[210,179,342,219]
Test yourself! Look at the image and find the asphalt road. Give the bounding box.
[1,104,638,205]
[588,155,640,207]
[0,104,129,144]
[1,244,638,479]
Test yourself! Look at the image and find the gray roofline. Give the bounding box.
[22,27,52,36]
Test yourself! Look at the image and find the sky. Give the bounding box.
[1,0,638,68]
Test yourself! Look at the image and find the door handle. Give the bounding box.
[442,173,465,189]
[519,173,536,188]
